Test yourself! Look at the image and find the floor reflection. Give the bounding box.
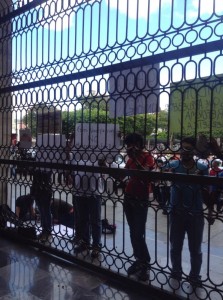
[0,238,149,300]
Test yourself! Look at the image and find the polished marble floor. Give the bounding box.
[0,237,152,300]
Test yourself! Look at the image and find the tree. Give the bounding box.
[22,106,38,137]
[117,113,156,138]
[23,96,169,141]
[23,104,62,138]
[61,106,114,137]
[157,109,169,132]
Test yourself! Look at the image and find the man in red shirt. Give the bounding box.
[123,133,154,281]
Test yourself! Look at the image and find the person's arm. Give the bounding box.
[133,153,155,171]
[209,137,223,159]
[30,205,36,218]
[110,159,130,192]
[200,164,216,224]
[15,206,20,218]
[146,154,155,170]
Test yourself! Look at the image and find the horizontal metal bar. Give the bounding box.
[1,39,223,94]
[0,0,48,26]
[1,158,223,186]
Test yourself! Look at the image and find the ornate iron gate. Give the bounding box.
[0,0,223,299]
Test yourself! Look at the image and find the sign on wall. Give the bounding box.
[75,123,120,161]
[75,123,120,150]
[108,64,160,117]
[169,78,223,136]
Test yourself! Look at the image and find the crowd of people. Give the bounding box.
[12,133,223,285]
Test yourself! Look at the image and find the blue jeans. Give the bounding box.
[123,195,150,264]
[73,195,102,247]
[169,211,204,277]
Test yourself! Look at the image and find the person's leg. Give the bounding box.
[72,195,81,242]
[169,212,185,278]
[166,186,171,204]
[153,185,161,203]
[89,195,102,248]
[124,196,150,262]
[187,214,204,279]
[162,185,170,214]
[124,196,150,281]
[89,195,102,258]
[39,196,52,234]
[159,186,166,211]
[60,212,75,228]
[73,196,90,247]
[11,166,16,178]
[209,190,217,210]
[58,171,64,185]
[33,171,52,240]
[215,191,222,212]
[15,206,20,218]
[124,196,136,257]
[124,196,142,275]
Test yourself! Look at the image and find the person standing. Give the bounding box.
[168,137,209,285]
[31,169,52,242]
[209,159,223,212]
[122,133,154,281]
[70,157,106,259]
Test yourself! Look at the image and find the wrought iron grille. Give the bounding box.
[0,0,223,299]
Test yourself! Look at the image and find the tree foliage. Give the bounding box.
[23,99,169,140]
[61,107,114,137]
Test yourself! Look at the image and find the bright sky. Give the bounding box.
[11,0,223,110]
[12,0,223,68]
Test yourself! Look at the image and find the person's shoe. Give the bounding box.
[187,275,202,287]
[137,262,151,281]
[91,247,101,259]
[37,231,51,243]
[170,271,182,281]
[91,243,102,259]
[102,219,116,234]
[127,260,141,275]
[72,235,80,245]
[73,240,89,253]
[137,265,150,281]
[91,249,99,259]
[217,201,223,213]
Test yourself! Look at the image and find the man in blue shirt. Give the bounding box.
[168,137,209,286]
